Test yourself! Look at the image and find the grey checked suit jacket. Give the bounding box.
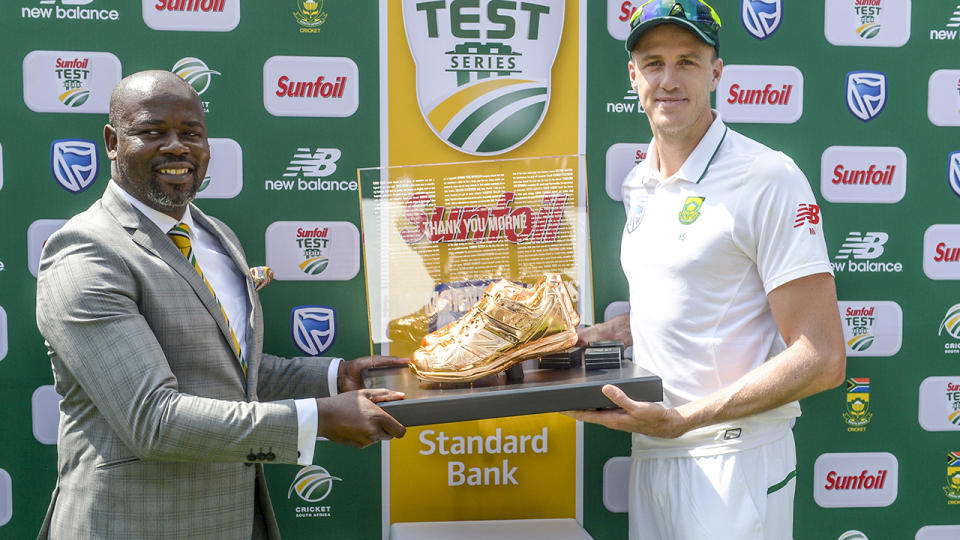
[36,182,334,539]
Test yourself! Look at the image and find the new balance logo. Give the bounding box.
[794,203,821,228]
[836,232,887,260]
[282,148,341,178]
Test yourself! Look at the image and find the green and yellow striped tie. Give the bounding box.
[168,222,247,375]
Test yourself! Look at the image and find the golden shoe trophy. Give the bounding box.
[410,273,580,382]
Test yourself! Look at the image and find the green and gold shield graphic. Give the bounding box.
[678,196,705,224]
[402,0,564,155]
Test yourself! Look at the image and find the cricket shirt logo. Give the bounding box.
[741,0,782,40]
[843,377,872,431]
[944,452,960,502]
[627,196,648,233]
[401,0,564,155]
[678,196,704,225]
[846,71,887,121]
[50,138,98,193]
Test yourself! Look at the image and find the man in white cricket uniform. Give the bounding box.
[568,2,846,538]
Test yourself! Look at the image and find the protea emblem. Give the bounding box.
[401,0,564,155]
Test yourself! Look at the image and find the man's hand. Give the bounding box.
[563,384,688,439]
[316,389,406,448]
[337,355,410,393]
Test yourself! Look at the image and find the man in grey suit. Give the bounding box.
[35,70,407,539]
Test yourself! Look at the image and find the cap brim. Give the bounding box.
[625,18,718,53]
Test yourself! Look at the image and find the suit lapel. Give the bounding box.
[101,185,248,383]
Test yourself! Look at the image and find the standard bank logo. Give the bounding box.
[291,305,336,355]
[195,138,242,199]
[918,376,960,431]
[949,152,960,198]
[813,452,898,508]
[741,0,782,40]
[144,0,240,32]
[265,221,360,281]
[50,138,98,193]
[605,143,648,202]
[839,301,902,357]
[923,224,960,280]
[820,146,906,204]
[846,71,887,121]
[824,0,910,47]
[927,70,960,126]
[23,50,121,113]
[288,465,341,503]
[402,0,564,155]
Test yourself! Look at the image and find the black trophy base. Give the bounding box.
[368,359,662,427]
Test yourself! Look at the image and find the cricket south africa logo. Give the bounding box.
[401,0,564,155]
[843,377,873,431]
[172,57,219,95]
[846,71,887,121]
[741,0,782,40]
[678,196,704,225]
[944,452,960,502]
[940,304,960,343]
[291,305,336,355]
[293,0,327,33]
[50,139,98,193]
[288,465,341,503]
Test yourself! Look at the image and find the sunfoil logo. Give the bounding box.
[265,221,360,281]
[716,65,803,124]
[918,377,960,432]
[23,50,121,114]
[838,301,902,357]
[820,146,906,204]
[144,0,240,32]
[402,0,564,155]
[824,0,910,47]
[813,452,898,508]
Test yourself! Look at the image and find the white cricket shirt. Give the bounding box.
[620,112,833,457]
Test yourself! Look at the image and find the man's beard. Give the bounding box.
[144,175,199,209]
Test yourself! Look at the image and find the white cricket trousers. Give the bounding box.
[628,430,797,540]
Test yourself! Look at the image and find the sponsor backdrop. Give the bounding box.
[1,1,959,539]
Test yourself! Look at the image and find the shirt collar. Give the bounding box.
[110,180,195,235]
[641,110,728,186]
